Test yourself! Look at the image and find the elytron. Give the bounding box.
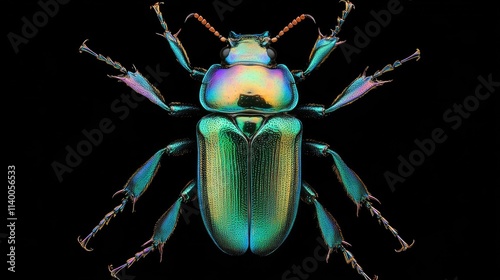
[78,1,418,279]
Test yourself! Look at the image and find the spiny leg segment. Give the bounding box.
[77,139,194,251]
[330,0,355,38]
[291,0,355,81]
[325,49,421,114]
[109,180,197,279]
[304,141,414,252]
[150,2,209,80]
[295,49,421,118]
[364,201,414,252]
[79,40,167,110]
[79,40,201,115]
[301,182,378,280]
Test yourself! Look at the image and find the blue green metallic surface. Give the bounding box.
[304,35,341,76]
[197,114,302,255]
[225,31,272,65]
[122,148,166,202]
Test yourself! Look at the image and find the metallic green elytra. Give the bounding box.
[77,2,419,280]
[197,114,302,255]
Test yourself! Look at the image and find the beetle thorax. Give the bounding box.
[200,63,298,114]
[199,32,298,114]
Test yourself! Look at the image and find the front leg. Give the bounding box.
[151,2,206,81]
[292,0,354,81]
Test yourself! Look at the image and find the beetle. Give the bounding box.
[77,1,419,279]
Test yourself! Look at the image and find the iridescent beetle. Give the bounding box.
[78,1,419,279]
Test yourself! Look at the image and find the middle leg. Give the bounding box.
[294,49,420,118]
[77,139,195,251]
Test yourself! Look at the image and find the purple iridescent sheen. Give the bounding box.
[200,64,298,113]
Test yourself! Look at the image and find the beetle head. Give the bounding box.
[220,31,277,66]
[186,13,315,67]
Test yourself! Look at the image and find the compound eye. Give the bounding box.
[267,47,277,60]
[220,47,230,59]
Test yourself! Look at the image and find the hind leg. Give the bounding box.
[301,182,378,280]
[108,180,196,279]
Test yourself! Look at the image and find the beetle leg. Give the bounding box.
[364,201,415,252]
[109,180,197,280]
[301,182,378,280]
[294,49,420,117]
[304,140,414,252]
[79,40,168,111]
[77,139,194,251]
[151,2,207,81]
[292,103,326,118]
[324,49,421,114]
[292,0,354,81]
[79,40,203,115]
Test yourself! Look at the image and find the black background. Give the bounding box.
[4,0,499,280]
